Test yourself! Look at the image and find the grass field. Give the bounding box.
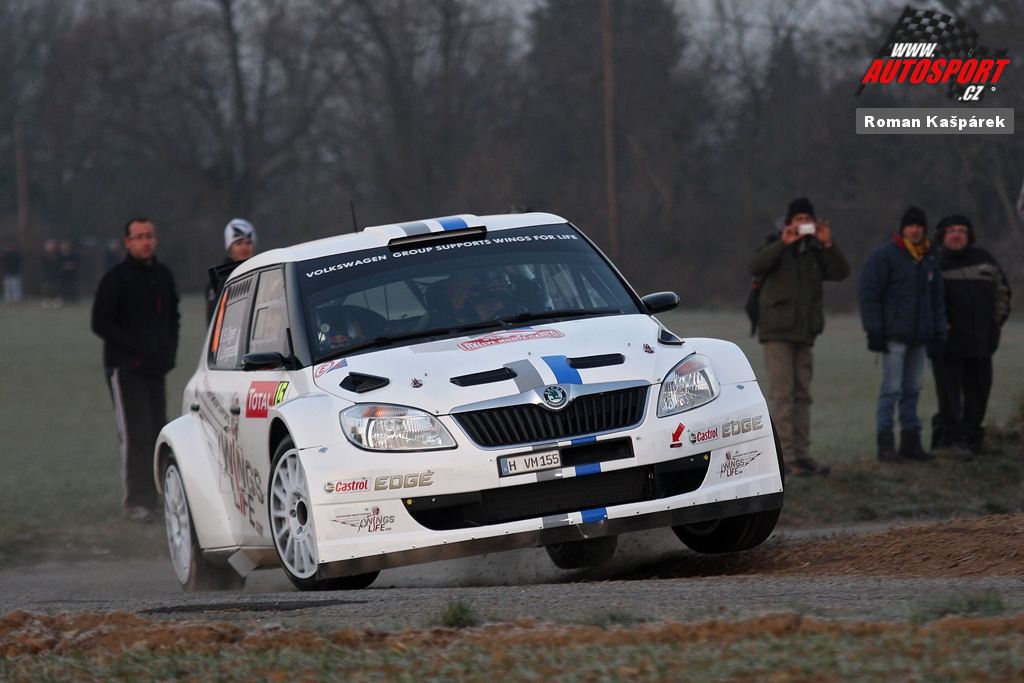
[0,298,1021,568]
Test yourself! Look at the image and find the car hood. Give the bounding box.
[311,315,688,414]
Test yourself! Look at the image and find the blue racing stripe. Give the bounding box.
[437,215,469,230]
[581,508,607,523]
[575,463,602,476]
[571,436,596,446]
[542,355,581,384]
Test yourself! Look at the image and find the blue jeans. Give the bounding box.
[876,341,926,432]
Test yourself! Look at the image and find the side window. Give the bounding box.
[209,276,255,370]
[249,269,288,355]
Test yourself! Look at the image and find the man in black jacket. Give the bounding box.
[930,214,1011,457]
[91,218,180,522]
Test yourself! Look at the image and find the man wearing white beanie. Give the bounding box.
[206,218,256,322]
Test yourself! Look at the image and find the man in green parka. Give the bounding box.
[749,197,851,477]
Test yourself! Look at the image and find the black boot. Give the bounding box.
[899,429,934,461]
[877,430,898,462]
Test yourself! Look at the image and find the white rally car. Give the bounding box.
[155,212,784,591]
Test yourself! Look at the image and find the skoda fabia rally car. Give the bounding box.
[155,212,784,591]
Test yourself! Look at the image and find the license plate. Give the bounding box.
[499,450,562,477]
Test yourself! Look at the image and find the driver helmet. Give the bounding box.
[480,269,514,294]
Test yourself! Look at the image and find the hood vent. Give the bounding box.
[340,372,390,393]
[450,366,517,387]
[567,353,624,369]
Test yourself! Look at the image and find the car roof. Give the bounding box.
[229,211,569,281]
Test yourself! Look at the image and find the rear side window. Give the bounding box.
[209,276,254,370]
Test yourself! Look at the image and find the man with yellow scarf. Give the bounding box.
[858,207,947,462]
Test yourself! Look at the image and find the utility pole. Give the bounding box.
[601,0,619,260]
[14,116,29,243]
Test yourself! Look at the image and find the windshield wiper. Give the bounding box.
[314,320,505,363]
[312,308,624,364]
[497,307,621,325]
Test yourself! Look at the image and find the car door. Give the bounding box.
[203,268,291,545]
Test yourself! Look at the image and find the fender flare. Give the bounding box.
[154,413,236,550]
[268,393,348,451]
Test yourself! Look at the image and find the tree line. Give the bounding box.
[0,0,1020,308]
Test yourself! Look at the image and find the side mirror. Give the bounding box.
[641,291,679,314]
[240,351,291,371]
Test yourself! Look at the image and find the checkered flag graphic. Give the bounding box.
[856,5,1009,99]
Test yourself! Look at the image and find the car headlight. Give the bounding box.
[340,404,456,451]
[657,353,720,417]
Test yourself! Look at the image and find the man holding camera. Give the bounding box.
[749,197,850,477]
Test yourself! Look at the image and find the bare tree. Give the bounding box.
[32,0,359,284]
[333,0,522,222]
[0,0,69,223]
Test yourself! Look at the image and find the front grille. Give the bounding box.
[453,386,648,447]
[404,452,710,531]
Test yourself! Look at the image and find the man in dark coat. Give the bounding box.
[858,207,946,462]
[930,214,1011,456]
[92,218,180,522]
[749,197,850,476]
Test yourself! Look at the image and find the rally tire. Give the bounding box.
[269,436,379,591]
[672,508,781,554]
[545,536,618,569]
[163,458,245,592]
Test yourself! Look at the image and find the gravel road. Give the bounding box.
[4,522,1023,632]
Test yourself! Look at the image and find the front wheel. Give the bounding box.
[163,458,245,591]
[269,436,379,590]
[672,508,781,554]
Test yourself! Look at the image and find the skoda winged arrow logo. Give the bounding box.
[541,385,569,410]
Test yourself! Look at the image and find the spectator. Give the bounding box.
[2,239,22,303]
[749,197,850,477]
[206,218,257,323]
[57,239,80,303]
[91,218,180,522]
[41,238,60,307]
[858,207,946,462]
[930,214,1011,458]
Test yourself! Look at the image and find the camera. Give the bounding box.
[797,222,816,235]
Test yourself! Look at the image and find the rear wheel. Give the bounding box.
[672,508,781,554]
[269,436,379,590]
[545,536,618,569]
[163,458,245,591]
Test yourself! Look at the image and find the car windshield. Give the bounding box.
[297,223,642,362]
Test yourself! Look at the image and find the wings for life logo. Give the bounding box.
[857,7,1010,102]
